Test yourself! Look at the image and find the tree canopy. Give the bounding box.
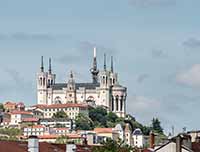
[92,138,134,152]
[75,113,93,130]
[151,118,163,134]
[75,106,164,137]
[52,111,68,119]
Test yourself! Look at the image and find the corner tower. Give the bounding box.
[37,56,48,104]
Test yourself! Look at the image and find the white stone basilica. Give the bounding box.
[37,48,127,117]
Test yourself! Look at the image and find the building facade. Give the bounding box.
[36,48,127,117]
[34,103,89,119]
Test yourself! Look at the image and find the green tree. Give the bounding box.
[107,112,118,123]
[75,113,93,130]
[0,103,4,112]
[55,135,68,144]
[92,139,133,152]
[151,118,163,134]
[52,111,68,119]
[89,106,107,127]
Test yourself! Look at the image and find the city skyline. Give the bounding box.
[0,0,200,134]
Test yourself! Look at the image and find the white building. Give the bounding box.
[51,128,70,135]
[114,124,124,141]
[39,118,73,129]
[10,111,33,126]
[23,125,46,137]
[132,128,144,148]
[34,103,89,119]
[37,48,127,117]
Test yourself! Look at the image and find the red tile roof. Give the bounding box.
[192,142,200,152]
[94,128,114,133]
[10,111,33,115]
[53,128,69,131]
[22,117,39,122]
[0,140,94,152]
[38,134,59,139]
[4,101,16,105]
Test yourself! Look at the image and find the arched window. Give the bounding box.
[116,95,119,111]
[120,96,123,111]
[106,76,108,84]
[113,79,115,84]
[103,76,105,84]
[54,96,62,104]
[43,78,45,86]
[48,79,50,86]
[40,78,42,86]
[51,80,53,85]
[111,96,114,111]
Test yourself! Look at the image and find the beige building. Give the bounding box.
[37,48,127,117]
[33,103,89,119]
[94,128,119,141]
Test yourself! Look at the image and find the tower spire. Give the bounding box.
[41,56,44,72]
[90,47,99,83]
[48,58,52,74]
[111,56,114,72]
[70,70,73,79]
[104,53,107,71]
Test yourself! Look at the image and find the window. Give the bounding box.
[43,78,45,86]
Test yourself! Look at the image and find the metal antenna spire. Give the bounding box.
[90,47,99,83]
[48,58,52,74]
[41,56,44,72]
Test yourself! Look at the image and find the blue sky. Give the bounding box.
[0,0,200,134]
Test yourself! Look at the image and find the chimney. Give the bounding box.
[150,131,155,149]
[176,135,182,152]
[66,143,77,152]
[28,136,39,152]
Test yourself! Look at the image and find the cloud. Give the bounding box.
[182,38,200,49]
[56,40,117,65]
[0,33,70,41]
[151,49,168,58]
[127,95,162,123]
[176,64,200,88]
[129,0,177,7]
[137,74,149,83]
[3,68,34,93]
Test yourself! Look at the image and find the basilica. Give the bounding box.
[37,48,127,117]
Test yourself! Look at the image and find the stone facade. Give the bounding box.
[37,48,127,117]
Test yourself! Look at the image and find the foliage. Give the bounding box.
[0,128,22,137]
[75,106,165,137]
[75,113,93,130]
[151,118,163,134]
[52,111,68,119]
[89,106,107,127]
[55,135,68,144]
[92,138,134,152]
[0,103,4,112]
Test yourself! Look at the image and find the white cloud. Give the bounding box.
[129,0,177,7]
[127,95,162,124]
[176,64,200,88]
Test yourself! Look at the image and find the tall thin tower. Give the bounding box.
[90,47,99,83]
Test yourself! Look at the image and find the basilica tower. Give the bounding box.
[37,56,48,104]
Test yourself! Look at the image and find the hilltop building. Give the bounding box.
[36,47,127,117]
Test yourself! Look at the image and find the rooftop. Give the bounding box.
[0,140,93,152]
[10,111,33,115]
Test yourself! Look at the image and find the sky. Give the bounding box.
[0,0,200,134]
